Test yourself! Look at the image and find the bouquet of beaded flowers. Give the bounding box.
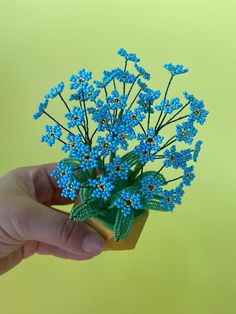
[33,48,208,250]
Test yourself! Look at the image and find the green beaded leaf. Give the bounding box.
[121,151,140,167]
[107,193,119,204]
[60,158,88,182]
[69,199,101,221]
[140,195,168,212]
[108,183,141,205]
[135,170,166,185]
[60,157,79,168]
[95,158,104,175]
[136,171,168,211]
[113,208,135,241]
[79,186,93,203]
[108,177,132,196]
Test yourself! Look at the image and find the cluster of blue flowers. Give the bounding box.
[50,161,81,200]
[33,47,208,219]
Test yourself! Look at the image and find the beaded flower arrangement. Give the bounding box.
[33,48,208,242]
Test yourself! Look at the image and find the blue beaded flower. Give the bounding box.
[176,121,198,144]
[137,128,164,154]
[122,108,146,128]
[113,67,136,84]
[106,156,131,180]
[134,63,150,80]
[110,124,136,151]
[65,106,85,128]
[137,89,161,113]
[88,101,113,132]
[45,82,65,99]
[134,145,155,165]
[89,175,115,200]
[96,134,119,157]
[58,176,81,201]
[114,191,142,217]
[189,100,209,125]
[84,84,100,102]
[94,69,115,88]
[51,161,74,179]
[155,97,182,114]
[163,146,192,169]
[61,134,83,157]
[137,78,148,91]
[33,99,49,120]
[76,145,99,171]
[175,182,185,198]
[141,176,163,201]
[183,91,197,103]
[164,63,188,76]
[69,84,100,102]
[117,48,140,63]
[41,124,62,147]
[182,166,195,186]
[193,140,203,162]
[106,90,128,110]
[70,69,92,90]
[160,187,182,211]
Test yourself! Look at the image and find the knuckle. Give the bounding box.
[56,217,83,248]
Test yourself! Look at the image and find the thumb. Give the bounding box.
[19,200,104,257]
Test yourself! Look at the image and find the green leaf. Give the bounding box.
[131,171,168,212]
[141,195,168,212]
[108,183,142,206]
[60,158,88,182]
[135,170,165,185]
[121,151,140,167]
[96,157,104,174]
[69,199,101,221]
[60,157,79,168]
[79,186,93,203]
[113,209,135,241]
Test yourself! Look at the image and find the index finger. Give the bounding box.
[14,163,75,206]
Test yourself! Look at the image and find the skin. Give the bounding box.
[0,163,104,276]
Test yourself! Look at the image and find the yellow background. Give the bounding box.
[0,0,235,313]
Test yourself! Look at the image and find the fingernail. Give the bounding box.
[81,232,104,254]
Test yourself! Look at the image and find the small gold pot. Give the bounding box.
[73,197,149,251]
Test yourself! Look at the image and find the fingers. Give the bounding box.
[20,164,105,256]
[18,199,104,258]
[21,240,94,260]
[0,238,95,276]
[27,163,74,206]
[11,163,74,206]
[0,249,22,276]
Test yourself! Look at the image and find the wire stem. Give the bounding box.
[123,59,128,95]
[153,164,165,178]
[164,175,183,184]
[90,128,98,142]
[113,78,117,91]
[127,88,141,110]
[127,74,142,98]
[59,93,71,112]
[138,122,147,135]
[158,114,189,131]
[43,110,75,136]
[58,138,67,145]
[155,75,174,131]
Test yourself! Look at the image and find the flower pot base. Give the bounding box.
[84,211,149,250]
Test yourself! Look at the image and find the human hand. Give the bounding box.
[0,163,104,276]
